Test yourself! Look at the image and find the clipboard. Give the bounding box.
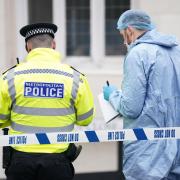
[98,93,121,123]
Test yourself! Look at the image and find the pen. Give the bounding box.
[106,80,109,86]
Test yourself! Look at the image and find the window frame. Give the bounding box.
[53,0,125,73]
[66,0,91,56]
[16,0,127,72]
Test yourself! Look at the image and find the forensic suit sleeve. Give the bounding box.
[109,49,147,119]
[74,75,95,126]
[0,76,11,128]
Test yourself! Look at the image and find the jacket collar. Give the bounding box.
[25,48,61,62]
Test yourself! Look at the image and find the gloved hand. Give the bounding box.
[103,85,117,101]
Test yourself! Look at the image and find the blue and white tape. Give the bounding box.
[0,127,179,146]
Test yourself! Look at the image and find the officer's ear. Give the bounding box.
[25,42,32,52]
[25,43,28,52]
[52,40,56,50]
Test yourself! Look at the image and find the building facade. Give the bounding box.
[0,0,180,179]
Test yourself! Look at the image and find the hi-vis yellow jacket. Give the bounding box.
[0,48,94,153]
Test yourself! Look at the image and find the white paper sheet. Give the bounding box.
[98,93,121,123]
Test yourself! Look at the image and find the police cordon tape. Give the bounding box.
[0,127,180,146]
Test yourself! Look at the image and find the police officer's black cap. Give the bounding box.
[20,23,58,42]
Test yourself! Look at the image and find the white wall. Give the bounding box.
[0,1,6,73]
[131,0,180,40]
[1,0,180,178]
[0,0,20,178]
[0,1,7,177]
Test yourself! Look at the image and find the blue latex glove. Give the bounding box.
[103,85,117,101]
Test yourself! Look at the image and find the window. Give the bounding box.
[28,0,52,24]
[66,0,90,56]
[105,0,130,55]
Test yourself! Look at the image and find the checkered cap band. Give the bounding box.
[25,28,54,39]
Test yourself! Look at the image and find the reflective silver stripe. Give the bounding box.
[11,121,74,133]
[71,70,80,101]
[6,69,16,104]
[77,108,94,121]
[15,69,73,78]
[3,69,74,80]
[13,105,74,116]
[0,114,10,120]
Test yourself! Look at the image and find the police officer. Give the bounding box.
[0,23,94,180]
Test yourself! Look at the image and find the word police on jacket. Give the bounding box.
[24,82,64,98]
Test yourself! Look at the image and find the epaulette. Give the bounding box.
[70,66,85,76]
[2,65,17,75]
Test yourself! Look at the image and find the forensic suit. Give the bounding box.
[109,30,180,180]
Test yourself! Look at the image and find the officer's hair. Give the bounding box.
[28,34,53,49]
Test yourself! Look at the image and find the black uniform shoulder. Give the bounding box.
[2,65,17,75]
[70,66,85,76]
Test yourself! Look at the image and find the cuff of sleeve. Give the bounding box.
[109,90,122,112]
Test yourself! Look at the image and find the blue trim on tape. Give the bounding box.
[133,128,148,140]
[35,133,50,144]
[85,131,100,142]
